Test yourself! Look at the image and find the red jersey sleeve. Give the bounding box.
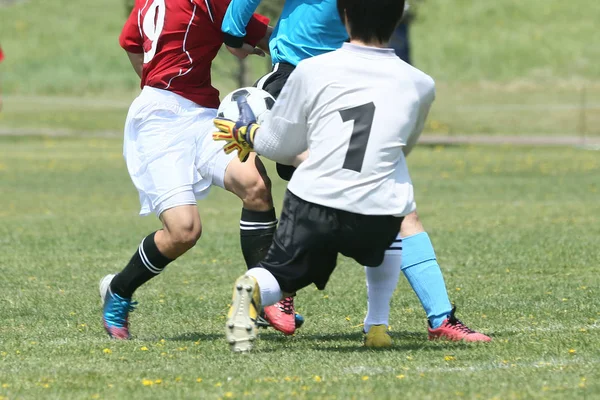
[244,13,269,47]
[119,3,144,53]
[0,46,4,63]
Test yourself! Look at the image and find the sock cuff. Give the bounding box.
[241,208,277,223]
[139,231,173,274]
[240,208,277,235]
[401,232,436,269]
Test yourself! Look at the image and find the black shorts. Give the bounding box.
[254,62,297,181]
[258,190,403,294]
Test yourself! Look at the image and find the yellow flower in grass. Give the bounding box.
[396,375,405,380]
[569,349,576,355]
[313,376,322,382]
[215,382,223,387]
[196,378,203,383]
[361,376,369,381]
[175,377,182,382]
[154,379,162,384]
[444,355,456,361]
[142,379,153,386]
[1,384,9,388]
[103,348,112,354]
[140,346,149,351]
[224,392,234,398]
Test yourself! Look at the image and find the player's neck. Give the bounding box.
[349,38,386,48]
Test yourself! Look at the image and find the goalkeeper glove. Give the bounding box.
[213,97,261,162]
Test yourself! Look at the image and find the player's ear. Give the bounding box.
[236,97,257,124]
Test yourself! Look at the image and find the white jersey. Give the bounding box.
[255,42,436,216]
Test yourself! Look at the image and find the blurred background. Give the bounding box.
[0,0,598,142]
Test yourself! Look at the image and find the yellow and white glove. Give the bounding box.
[212,98,261,162]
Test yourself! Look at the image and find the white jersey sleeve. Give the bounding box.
[253,69,309,166]
[404,75,436,157]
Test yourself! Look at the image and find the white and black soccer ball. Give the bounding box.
[217,87,275,124]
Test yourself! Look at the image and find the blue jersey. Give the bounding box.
[222,0,348,66]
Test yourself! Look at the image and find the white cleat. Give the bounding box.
[225,275,261,353]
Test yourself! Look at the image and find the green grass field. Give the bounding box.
[1,137,599,399]
[1,0,599,398]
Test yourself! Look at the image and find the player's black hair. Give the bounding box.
[337,0,406,44]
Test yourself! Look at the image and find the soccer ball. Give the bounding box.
[217,87,275,124]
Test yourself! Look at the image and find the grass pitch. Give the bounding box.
[1,137,599,399]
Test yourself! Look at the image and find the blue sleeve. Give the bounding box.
[222,0,262,38]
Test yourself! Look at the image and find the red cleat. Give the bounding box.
[263,297,296,336]
[428,307,491,342]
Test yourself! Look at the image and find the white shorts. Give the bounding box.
[123,86,236,216]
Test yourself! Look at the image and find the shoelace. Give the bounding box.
[107,298,138,326]
[278,297,294,315]
[446,316,476,334]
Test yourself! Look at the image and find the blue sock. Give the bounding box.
[401,232,452,329]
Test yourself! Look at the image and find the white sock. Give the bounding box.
[245,267,282,306]
[364,239,402,333]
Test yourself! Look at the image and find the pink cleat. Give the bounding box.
[428,307,491,342]
[263,297,297,336]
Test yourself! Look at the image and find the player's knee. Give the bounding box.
[169,221,202,250]
[400,210,424,237]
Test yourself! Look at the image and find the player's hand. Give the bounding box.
[213,98,261,162]
[226,44,265,59]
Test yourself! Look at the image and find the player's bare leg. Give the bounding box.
[224,154,301,335]
[364,210,491,344]
[101,204,200,339]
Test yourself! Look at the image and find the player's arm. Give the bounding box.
[252,69,309,165]
[126,52,143,78]
[119,2,144,78]
[220,0,271,59]
[403,76,436,157]
[213,68,310,164]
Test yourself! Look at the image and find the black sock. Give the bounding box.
[110,231,173,298]
[240,208,277,268]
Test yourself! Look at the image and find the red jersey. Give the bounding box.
[119,0,269,108]
[0,46,4,63]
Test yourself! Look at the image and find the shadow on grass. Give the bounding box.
[167,330,476,353]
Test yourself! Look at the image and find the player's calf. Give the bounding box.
[157,205,203,259]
